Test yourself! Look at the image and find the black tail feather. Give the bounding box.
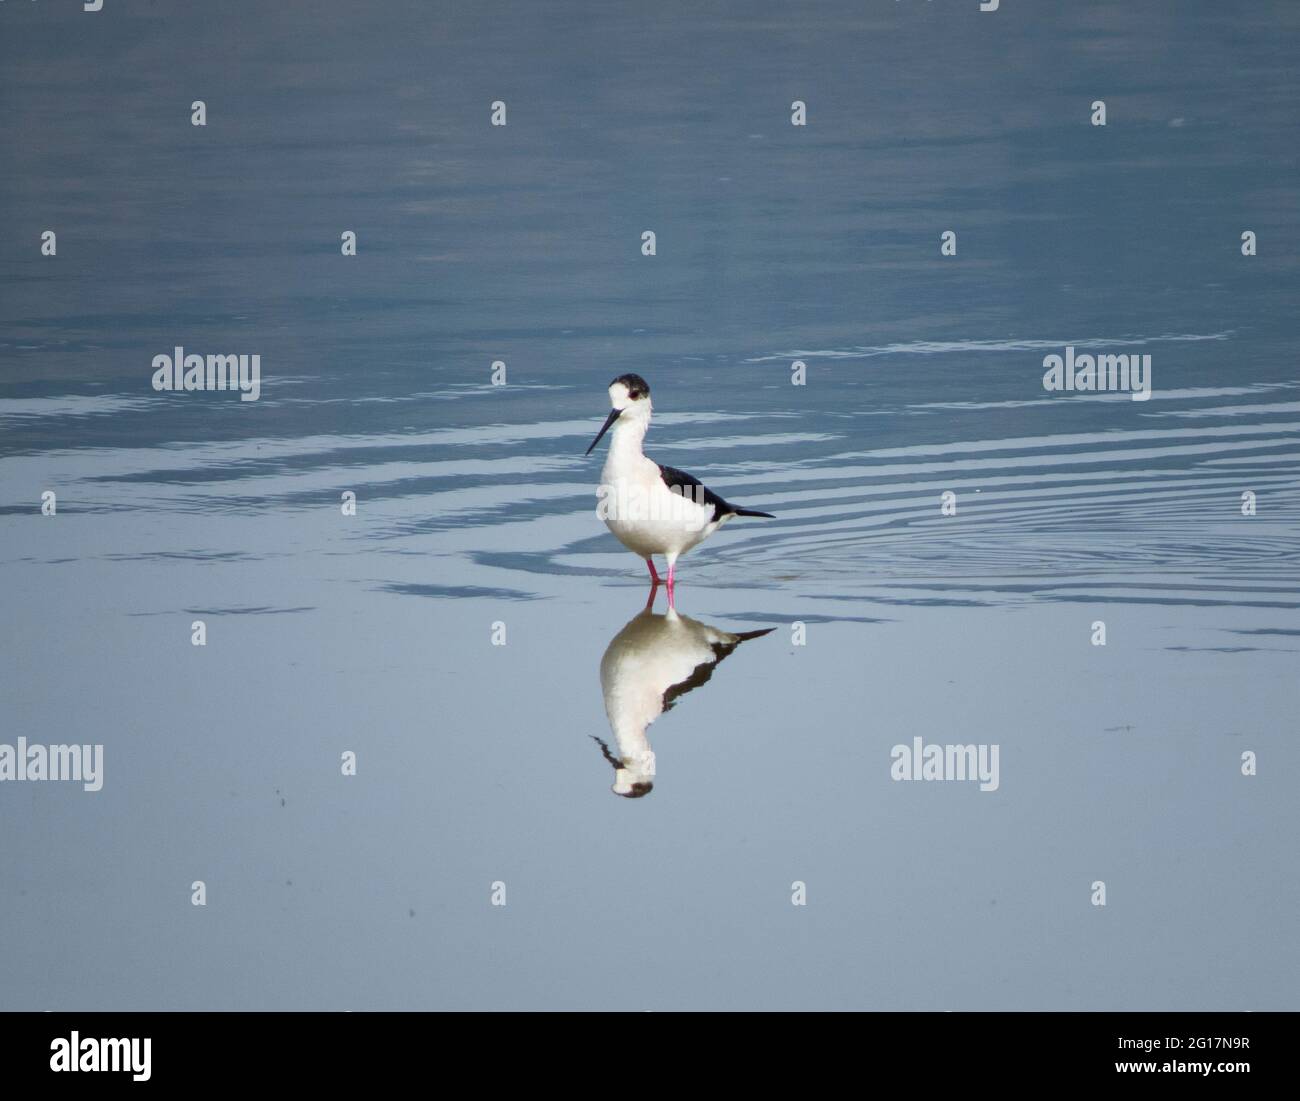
[732,508,775,519]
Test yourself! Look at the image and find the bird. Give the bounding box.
[593,593,775,798]
[584,373,773,603]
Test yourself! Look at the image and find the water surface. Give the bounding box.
[1,0,1297,1009]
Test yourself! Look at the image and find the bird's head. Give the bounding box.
[591,735,656,798]
[586,374,652,454]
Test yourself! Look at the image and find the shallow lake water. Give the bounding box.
[1,1,1297,1009]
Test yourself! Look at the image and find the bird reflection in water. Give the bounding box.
[593,588,774,798]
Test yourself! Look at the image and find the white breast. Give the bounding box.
[599,454,721,557]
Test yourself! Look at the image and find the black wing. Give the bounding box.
[662,629,777,713]
[657,464,774,520]
[657,464,736,522]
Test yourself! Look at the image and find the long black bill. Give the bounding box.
[585,407,621,455]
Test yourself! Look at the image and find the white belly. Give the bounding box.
[598,458,724,558]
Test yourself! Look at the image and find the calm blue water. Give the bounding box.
[1,0,1297,1009]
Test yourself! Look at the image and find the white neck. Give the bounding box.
[608,412,649,461]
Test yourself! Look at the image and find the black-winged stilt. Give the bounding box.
[585,374,774,604]
[592,595,774,797]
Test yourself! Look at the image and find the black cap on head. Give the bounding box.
[611,373,650,400]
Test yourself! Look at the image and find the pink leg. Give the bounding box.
[665,561,676,608]
[645,558,661,585]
